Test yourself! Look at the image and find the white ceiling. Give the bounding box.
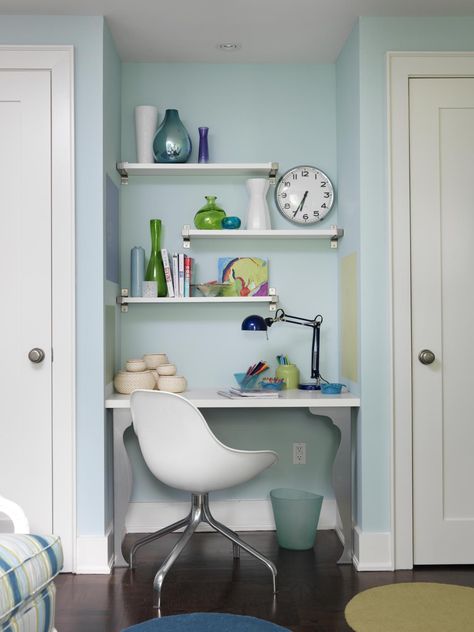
[1,0,474,63]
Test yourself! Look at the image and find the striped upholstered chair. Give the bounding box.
[0,496,63,632]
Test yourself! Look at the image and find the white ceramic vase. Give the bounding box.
[245,178,271,230]
[134,105,158,163]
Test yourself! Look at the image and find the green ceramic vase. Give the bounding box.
[194,195,226,230]
[145,219,167,297]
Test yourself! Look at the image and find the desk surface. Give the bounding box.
[106,388,360,409]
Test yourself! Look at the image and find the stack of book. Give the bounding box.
[217,387,280,399]
[161,249,193,298]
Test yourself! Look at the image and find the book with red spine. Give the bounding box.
[184,256,193,297]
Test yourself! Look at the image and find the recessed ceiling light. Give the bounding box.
[217,43,242,51]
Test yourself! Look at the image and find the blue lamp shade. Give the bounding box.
[241,314,268,331]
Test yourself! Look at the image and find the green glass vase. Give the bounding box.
[194,195,226,230]
[145,219,167,296]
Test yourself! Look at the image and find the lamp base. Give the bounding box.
[298,382,321,391]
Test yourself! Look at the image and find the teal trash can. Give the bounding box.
[270,488,323,550]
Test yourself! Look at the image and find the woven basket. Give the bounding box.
[114,370,156,394]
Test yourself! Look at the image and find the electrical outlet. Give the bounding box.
[293,442,306,465]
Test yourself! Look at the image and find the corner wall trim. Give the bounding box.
[352,525,393,571]
[75,523,113,574]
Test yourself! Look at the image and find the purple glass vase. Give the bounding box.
[198,127,209,163]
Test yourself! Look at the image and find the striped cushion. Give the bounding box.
[0,583,56,632]
[0,534,63,627]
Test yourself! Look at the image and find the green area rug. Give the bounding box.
[345,582,474,631]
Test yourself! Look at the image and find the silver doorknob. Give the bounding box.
[28,348,45,363]
[418,349,435,365]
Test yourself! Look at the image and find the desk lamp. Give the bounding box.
[241,309,323,390]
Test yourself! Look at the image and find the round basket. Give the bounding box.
[114,370,156,394]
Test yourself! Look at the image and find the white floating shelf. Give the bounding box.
[117,290,278,312]
[116,161,279,183]
[182,225,344,248]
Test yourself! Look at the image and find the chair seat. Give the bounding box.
[0,534,63,626]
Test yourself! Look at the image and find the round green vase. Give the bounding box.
[194,195,226,230]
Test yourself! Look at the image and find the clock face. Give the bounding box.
[275,165,335,224]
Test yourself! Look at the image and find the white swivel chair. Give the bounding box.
[130,389,279,609]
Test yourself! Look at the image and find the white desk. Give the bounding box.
[106,388,360,567]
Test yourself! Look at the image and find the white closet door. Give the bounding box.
[0,70,52,532]
[410,77,474,564]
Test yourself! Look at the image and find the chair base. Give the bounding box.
[129,492,277,609]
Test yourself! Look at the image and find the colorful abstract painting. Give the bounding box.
[218,257,269,296]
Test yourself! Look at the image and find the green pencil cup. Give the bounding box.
[275,364,300,389]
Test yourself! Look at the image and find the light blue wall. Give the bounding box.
[120,63,343,502]
[356,16,474,532]
[0,16,106,536]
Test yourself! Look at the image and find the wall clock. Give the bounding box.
[275,165,335,224]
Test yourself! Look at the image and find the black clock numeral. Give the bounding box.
[302,214,309,221]
[280,192,287,198]
[292,173,298,179]
[321,203,327,209]
[302,169,309,177]
[323,192,331,198]
[320,181,327,187]
[284,203,290,209]
[284,181,290,187]
[313,211,320,217]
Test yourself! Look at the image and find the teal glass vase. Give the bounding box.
[153,109,192,163]
[194,195,226,230]
[145,219,167,296]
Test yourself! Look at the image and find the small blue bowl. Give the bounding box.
[222,216,241,229]
[260,380,284,391]
[321,383,346,395]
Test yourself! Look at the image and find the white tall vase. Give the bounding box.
[134,105,158,163]
[245,178,272,230]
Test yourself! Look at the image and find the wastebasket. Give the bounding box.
[270,488,323,550]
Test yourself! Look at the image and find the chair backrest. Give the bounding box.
[130,389,278,494]
[0,496,29,533]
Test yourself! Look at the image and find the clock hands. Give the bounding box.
[293,190,309,218]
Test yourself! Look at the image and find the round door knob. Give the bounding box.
[418,349,435,365]
[28,348,45,364]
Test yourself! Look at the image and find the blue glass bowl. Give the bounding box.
[321,383,346,394]
[260,380,284,391]
[234,372,260,390]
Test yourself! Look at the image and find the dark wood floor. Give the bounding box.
[55,530,474,632]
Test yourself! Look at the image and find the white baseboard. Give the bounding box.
[75,522,114,574]
[126,498,337,533]
[352,525,393,570]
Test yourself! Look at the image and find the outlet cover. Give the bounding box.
[293,442,306,465]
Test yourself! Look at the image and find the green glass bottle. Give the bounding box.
[145,219,167,297]
[193,195,226,230]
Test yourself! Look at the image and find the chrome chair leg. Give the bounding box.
[129,515,190,568]
[202,497,277,593]
[153,500,203,610]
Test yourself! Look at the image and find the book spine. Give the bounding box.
[178,253,185,298]
[184,256,192,297]
[172,253,179,297]
[160,248,175,298]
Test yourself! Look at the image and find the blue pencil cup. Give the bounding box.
[234,372,260,390]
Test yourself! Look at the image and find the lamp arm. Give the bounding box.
[267,309,323,386]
